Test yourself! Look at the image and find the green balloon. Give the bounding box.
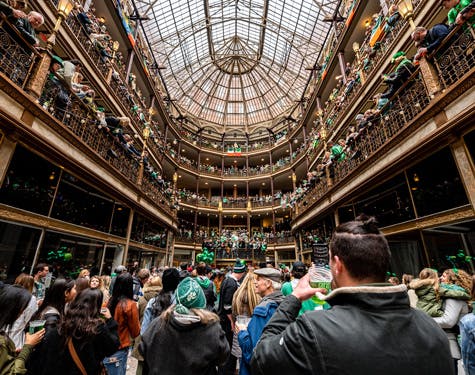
[64,253,72,261]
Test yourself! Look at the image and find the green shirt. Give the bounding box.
[448,0,475,27]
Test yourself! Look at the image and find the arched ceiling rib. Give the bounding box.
[135,0,340,132]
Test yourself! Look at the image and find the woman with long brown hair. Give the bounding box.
[34,288,119,374]
[103,273,140,375]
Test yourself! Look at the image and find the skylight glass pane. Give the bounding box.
[135,0,338,131]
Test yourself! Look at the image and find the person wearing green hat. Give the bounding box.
[381,51,415,99]
[139,277,229,375]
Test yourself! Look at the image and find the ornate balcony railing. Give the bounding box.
[433,28,475,89]
[0,18,39,90]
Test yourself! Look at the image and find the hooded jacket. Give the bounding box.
[238,291,285,375]
[251,285,453,375]
[195,276,217,311]
[140,311,229,375]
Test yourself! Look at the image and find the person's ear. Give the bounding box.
[332,255,344,276]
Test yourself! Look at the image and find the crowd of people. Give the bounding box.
[2,216,474,374]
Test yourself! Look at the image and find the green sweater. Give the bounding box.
[0,333,33,375]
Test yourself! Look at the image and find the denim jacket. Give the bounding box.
[460,313,475,375]
[238,291,284,375]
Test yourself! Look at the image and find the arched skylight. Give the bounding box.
[135,0,340,133]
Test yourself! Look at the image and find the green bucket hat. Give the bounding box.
[391,51,406,63]
[175,277,206,314]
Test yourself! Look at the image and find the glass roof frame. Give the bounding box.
[135,0,341,133]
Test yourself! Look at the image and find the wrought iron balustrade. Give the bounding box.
[433,28,475,89]
[0,18,39,89]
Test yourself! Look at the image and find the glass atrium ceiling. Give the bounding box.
[136,0,340,133]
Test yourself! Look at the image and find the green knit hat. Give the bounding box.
[233,258,246,273]
[391,51,406,63]
[175,277,206,314]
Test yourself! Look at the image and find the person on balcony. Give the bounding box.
[411,24,450,60]
[0,0,26,20]
[441,0,475,28]
[380,51,416,100]
[14,10,43,46]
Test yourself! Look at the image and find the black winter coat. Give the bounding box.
[140,312,229,375]
[251,284,454,375]
[27,319,119,375]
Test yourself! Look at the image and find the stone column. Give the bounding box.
[0,135,16,185]
[451,139,475,208]
[419,57,442,98]
[25,50,51,99]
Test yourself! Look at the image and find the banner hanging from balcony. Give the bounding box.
[115,0,136,47]
[227,144,242,156]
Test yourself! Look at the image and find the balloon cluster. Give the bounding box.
[47,246,73,262]
[446,249,472,271]
[196,247,215,264]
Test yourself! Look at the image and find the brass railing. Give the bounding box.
[433,28,475,88]
[0,18,40,89]
[38,76,141,182]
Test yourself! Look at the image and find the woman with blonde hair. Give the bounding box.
[78,269,90,280]
[89,275,110,306]
[230,272,261,374]
[434,268,472,374]
[101,275,112,298]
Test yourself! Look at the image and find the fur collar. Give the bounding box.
[317,284,407,302]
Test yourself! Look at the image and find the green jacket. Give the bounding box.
[448,0,475,27]
[0,333,33,375]
[410,279,470,317]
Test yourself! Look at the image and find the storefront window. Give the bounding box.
[110,203,130,237]
[407,147,468,217]
[102,244,125,276]
[386,231,425,278]
[338,204,356,224]
[0,221,41,283]
[353,173,415,228]
[464,129,475,162]
[131,213,167,248]
[50,172,114,233]
[37,231,105,279]
[0,146,59,216]
[423,224,475,273]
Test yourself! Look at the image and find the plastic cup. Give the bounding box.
[29,320,46,334]
[236,315,251,330]
[309,265,332,305]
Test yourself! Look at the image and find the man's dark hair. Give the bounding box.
[329,215,390,282]
[180,262,188,271]
[291,262,306,279]
[34,263,48,275]
[196,262,207,276]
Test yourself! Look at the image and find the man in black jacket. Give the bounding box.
[217,259,246,375]
[251,216,454,375]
